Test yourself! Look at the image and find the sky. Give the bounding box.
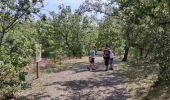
[43,0,85,14]
[42,0,104,19]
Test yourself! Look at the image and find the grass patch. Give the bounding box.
[143,83,170,100]
[115,60,166,99]
[41,63,81,74]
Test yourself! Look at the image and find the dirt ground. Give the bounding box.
[16,51,133,100]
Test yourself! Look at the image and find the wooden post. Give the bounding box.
[35,44,42,79]
[36,62,39,79]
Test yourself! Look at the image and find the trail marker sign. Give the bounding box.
[35,44,42,79]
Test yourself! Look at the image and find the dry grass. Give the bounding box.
[115,60,170,100]
[24,57,89,80]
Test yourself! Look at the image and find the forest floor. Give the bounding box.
[15,51,170,100]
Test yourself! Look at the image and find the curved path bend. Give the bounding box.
[17,51,131,100]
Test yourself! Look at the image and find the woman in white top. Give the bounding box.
[109,48,114,70]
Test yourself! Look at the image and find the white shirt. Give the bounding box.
[110,49,114,58]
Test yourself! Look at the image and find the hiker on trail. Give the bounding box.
[109,47,114,70]
[87,46,96,71]
[103,44,110,71]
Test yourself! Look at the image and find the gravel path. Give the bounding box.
[17,52,131,100]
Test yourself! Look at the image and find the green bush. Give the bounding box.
[0,23,36,99]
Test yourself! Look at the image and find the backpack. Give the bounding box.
[104,49,110,58]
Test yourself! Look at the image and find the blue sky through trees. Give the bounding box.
[42,0,105,19]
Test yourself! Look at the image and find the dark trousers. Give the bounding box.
[104,57,110,67]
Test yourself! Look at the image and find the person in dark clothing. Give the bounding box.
[103,44,110,71]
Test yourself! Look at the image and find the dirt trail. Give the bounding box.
[17,51,131,100]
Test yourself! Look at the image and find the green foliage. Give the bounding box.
[0,0,43,46]
[37,6,98,59]
[0,21,37,98]
[81,0,170,82]
[0,1,43,97]
[0,0,169,98]
[117,0,170,82]
[96,16,125,50]
[155,25,170,82]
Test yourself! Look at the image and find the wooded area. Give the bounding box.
[0,0,169,99]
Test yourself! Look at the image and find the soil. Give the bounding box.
[16,51,132,100]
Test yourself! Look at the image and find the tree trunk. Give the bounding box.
[122,45,129,61]
[140,48,144,58]
[0,37,2,48]
[0,30,5,48]
[144,48,150,58]
[122,22,130,61]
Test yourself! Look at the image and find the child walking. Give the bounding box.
[87,46,96,71]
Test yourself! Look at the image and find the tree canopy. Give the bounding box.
[0,0,170,99]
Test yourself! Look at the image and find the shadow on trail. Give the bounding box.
[40,51,120,74]
[38,56,131,99]
[72,54,123,74]
[17,92,50,100]
[17,52,133,100]
[44,75,130,100]
[72,61,106,74]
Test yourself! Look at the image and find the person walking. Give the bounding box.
[87,46,96,71]
[103,44,110,71]
[109,47,114,70]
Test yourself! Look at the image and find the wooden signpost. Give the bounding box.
[36,44,42,79]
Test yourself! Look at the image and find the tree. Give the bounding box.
[0,0,43,46]
[36,5,98,60]
[96,16,124,50]
[156,0,170,82]
[78,0,170,83]
[0,0,43,98]
[0,21,37,99]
